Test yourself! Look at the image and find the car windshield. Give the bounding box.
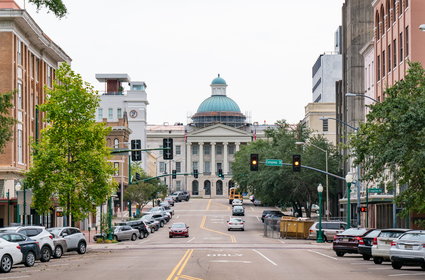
[48,228,62,236]
[339,228,368,236]
[399,233,425,242]
[230,218,242,223]
[365,229,381,238]
[380,231,406,238]
[172,224,186,229]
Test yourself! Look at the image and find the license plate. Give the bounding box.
[343,238,349,242]
[405,245,413,249]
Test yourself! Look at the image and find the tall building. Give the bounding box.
[96,74,149,171]
[0,0,71,227]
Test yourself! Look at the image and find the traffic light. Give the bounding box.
[135,172,141,181]
[360,206,368,212]
[163,138,173,160]
[292,154,301,172]
[218,168,224,179]
[193,169,198,179]
[172,170,177,179]
[250,154,259,171]
[131,139,142,161]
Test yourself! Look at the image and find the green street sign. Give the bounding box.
[368,188,383,193]
[265,159,283,166]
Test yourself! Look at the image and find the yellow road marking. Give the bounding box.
[200,216,236,243]
[206,199,212,210]
[166,250,191,280]
[176,249,193,276]
[180,275,204,280]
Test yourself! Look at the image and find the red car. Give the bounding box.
[169,223,189,238]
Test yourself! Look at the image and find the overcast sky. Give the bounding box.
[17,0,344,125]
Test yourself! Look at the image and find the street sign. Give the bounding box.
[368,188,382,193]
[265,159,283,166]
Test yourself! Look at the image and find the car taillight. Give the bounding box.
[391,241,397,246]
[334,235,338,241]
[310,230,313,233]
[355,237,364,244]
[16,245,21,250]
[372,237,377,245]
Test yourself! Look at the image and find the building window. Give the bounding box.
[387,45,391,73]
[216,145,222,155]
[398,0,402,15]
[322,119,329,132]
[216,180,223,196]
[117,108,122,119]
[35,59,39,81]
[216,162,222,173]
[108,108,113,119]
[18,128,23,164]
[114,162,119,176]
[399,32,403,63]
[228,162,233,174]
[380,5,385,36]
[192,180,199,195]
[47,66,52,87]
[98,108,103,120]
[382,50,385,77]
[175,181,181,191]
[159,162,166,173]
[392,0,396,22]
[176,162,181,173]
[386,2,390,29]
[393,39,397,68]
[17,82,22,109]
[204,161,210,173]
[176,145,181,155]
[17,39,22,65]
[192,161,198,170]
[377,55,381,81]
[204,145,210,155]
[375,11,380,38]
[228,144,235,155]
[405,26,409,57]
[114,138,119,149]
[192,145,198,155]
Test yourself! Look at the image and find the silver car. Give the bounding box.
[308,221,347,242]
[371,228,411,264]
[48,227,87,254]
[112,226,139,241]
[390,230,425,270]
[49,233,68,259]
[227,217,245,231]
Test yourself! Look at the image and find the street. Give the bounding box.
[2,198,424,280]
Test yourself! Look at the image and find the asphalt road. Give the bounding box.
[3,198,424,280]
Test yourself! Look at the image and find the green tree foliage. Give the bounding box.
[0,92,16,153]
[351,62,425,219]
[232,121,341,217]
[25,63,115,222]
[124,182,167,213]
[28,0,67,18]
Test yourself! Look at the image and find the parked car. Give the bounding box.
[358,229,381,260]
[0,226,54,262]
[372,228,411,264]
[170,192,185,202]
[253,200,263,206]
[47,227,87,254]
[164,197,175,206]
[141,215,160,232]
[0,232,41,267]
[180,191,190,201]
[261,210,283,223]
[151,213,169,226]
[264,212,285,220]
[169,223,189,238]
[308,221,347,242]
[127,220,150,239]
[232,206,245,216]
[227,217,245,231]
[389,230,425,270]
[49,233,67,259]
[232,199,243,207]
[162,205,174,217]
[0,238,23,273]
[333,228,374,257]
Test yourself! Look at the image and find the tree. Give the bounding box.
[0,91,16,153]
[25,63,115,223]
[351,62,425,223]
[28,0,67,18]
[124,182,167,214]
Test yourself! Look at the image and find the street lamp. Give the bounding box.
[419,24,425,31]
[295,141,329,221]
[345,92,379,103]
[345,173,354,228]
[317,184,324,243]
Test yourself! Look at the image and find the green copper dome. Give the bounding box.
[211,76,227,85]
[196,96,241,113]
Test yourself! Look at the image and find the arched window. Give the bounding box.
[204,180,211,196]
[114,138,119,149]
[380,5,385,36]
[216,180,223,196]
[192,180,199,195]
[375,11,380,38]
[386,0,390,29]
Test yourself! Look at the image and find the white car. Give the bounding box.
[47,227,87,254]
[372,228,411,264]
[0,226,54,262]
[232,199,243,207]
[390,230,425,270]
[0,238,23,273]
[227,217,245,231]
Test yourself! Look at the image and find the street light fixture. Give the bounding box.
[419,24,425,31]
[295,141,329,221]
[317,184,324,243]
[345,92,379,103]
[345,173,354,228]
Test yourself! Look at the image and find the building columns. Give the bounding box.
[211,142,216,175]
[199,142,204,174]
[223,142,228,174]
[186,142,192,172]
[236,142,240,152]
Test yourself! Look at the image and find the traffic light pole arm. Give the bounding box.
[277,163,346,181]
[111,147,170,154]
[139,172,194,182]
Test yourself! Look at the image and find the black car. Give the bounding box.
[357,229,381,260]
[127,220,149,239]
[0,232,41,267]
[261,210,284,223]
[333,228,374,257]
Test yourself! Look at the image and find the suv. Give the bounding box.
[261,210,284,223]
[308,221,347,242]
[126,220,150,239]
[232,206,245,216]
[0,226,54,262]
[170,191,185,202]
[141,215,160,232]
[180,191,190,201]
[47,227,87,254]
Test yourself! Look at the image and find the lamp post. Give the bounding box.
[345,173,353,228]
[317,184,324,243]
[296,141,329,220]
[345,92,379,103]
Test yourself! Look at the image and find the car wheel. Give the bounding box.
[114,235,119,242]
[0,254,13,273]
[391,261,402,269]
[160,221,164,227]
[335,251,345,257]
[362,254,371,261]
[53,245,63,259]
[151,228,155,233]
[241,228,245,231]
[77,241,87,254]
[421,264,425,270]
[228,228,231,231]
[139,232,144,239]
[169,235,173,238]
[144,232,149,238]
[131,234,137,241]
[373,257,383,264]
[40,246,51,262]
[24,251,36,267]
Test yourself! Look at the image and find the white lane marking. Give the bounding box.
[252,249,277,266]
[278,240,285,244]
[388,272,425,277]
[176,216,180,219]
[250,207,254,211]
[210,260,252,263]
[187,237,196,243]
[47,263,70,267]
[368,267,392,270]
[137,240,149,244]
[256,216,261,222]
[0,276,30,280]
[308,249,338,260]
